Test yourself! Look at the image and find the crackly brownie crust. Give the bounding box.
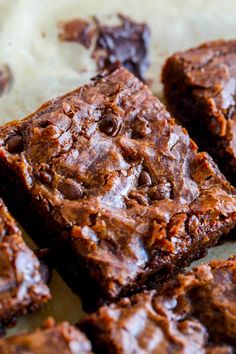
[81,256,236,353]
[0,65,235,308]
[0,199,50,327]
[162,40,236,186]
[0,318,92,353]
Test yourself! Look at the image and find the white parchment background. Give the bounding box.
[0,0,236,336]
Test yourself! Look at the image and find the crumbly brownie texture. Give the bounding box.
[0,65,235,307]
[0,199,50,327]
[162,40,236,185]
[0,318,92,353]
[81,257,236,354]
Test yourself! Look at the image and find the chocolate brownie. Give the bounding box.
[162,40,236,186]
[0,318,92,353]
[81,256,236,353]
[0,199,50,328]
[0,65,235,308]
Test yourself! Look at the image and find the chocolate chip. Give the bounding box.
[149,179,172,200]
[58,178,83,200]
[138,171,152,186]
[99,114,121,137]
[5,133,24,154]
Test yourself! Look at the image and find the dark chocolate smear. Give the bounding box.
[92,15,150,81]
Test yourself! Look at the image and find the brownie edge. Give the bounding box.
[162,40,236,186]
[81,256,236,354]
[0,318,92,353]
[0,198,50,328]
[0,65,235,309]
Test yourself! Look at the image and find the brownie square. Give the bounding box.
[81,256,236,353]
[0,199,50,327]
[162,40,236,185]
[0,318,92,353]
[0,65,235,308]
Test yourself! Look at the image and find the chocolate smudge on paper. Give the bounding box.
[58,15,151,81]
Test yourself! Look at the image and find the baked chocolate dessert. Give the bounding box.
[0,199,50,328]
[81,256,236,353]
[162,40,236,185]
[0,65,235,308]
[0,318,92,353]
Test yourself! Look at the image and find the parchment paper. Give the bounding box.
[0,0,236,336]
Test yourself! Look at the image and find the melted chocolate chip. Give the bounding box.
[5,133,24,154]
[93,15,150,81]
[138,171,152,186]
[99,114,121,136]
[149,179,172,200]
[58,178,83,200]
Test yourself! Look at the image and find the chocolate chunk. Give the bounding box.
[149,179,172,200]
[93,15,150,81]
[0,65,12,97]
[99,113,121,136]
[138,171,152,186]
[58,178,83,200]
[5,133,24,154]
[59,18,95,49]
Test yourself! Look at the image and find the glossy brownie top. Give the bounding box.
[0,65,236,299]
[0,199,50,324]
[0,318,92,354]
[82,256,236,353]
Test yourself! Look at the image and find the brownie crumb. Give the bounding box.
[93,15,150,81]
[0,64,12,97]
[59,18,95,49]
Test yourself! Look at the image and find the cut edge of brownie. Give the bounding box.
[0,64,235,309]
[0,199,51,328]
